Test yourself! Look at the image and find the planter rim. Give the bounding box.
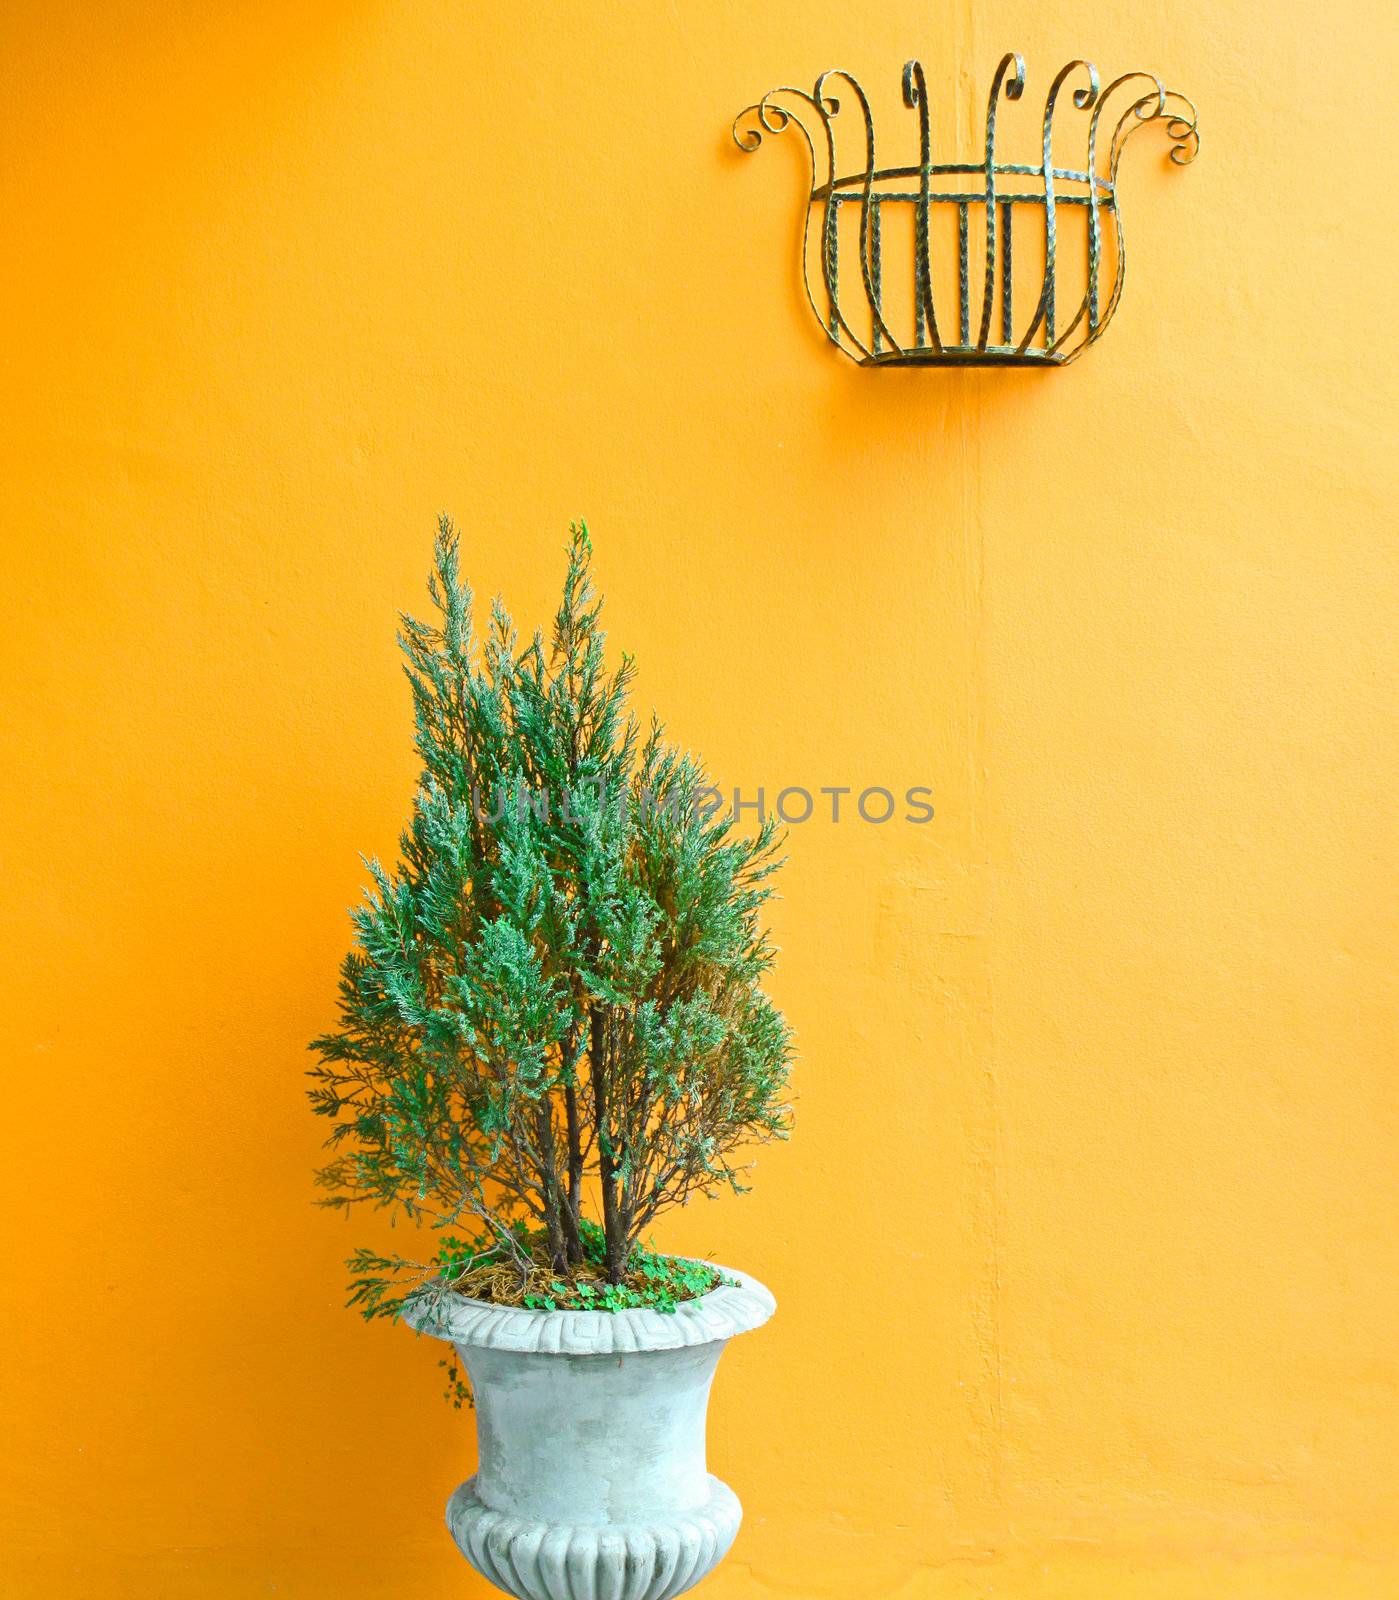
[404,1260,774,1355]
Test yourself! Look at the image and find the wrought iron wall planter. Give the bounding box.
[733,53,1199,369]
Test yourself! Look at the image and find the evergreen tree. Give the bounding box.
[309,520,792,1313]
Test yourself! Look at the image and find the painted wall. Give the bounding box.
[2,3,1395,1597]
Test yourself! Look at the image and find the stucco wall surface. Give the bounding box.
[1,3,1395,1596]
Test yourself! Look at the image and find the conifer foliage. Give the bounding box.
[309,520,792,1313]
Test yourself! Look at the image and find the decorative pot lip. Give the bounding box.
[402,1260,775,1356]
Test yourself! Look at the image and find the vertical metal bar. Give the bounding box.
[1088,190,1103,331]
[1000,201,1013,346]
[870,200,883,355]
[976,54,1023,351]
[824,196,839,339]
[914,199,929,349]
[1044,194,1057,349]
[906,60,941,353]
[909,235,921,348]
[958,202,970,346]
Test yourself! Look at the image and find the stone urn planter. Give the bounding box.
[406,1265,775,1600]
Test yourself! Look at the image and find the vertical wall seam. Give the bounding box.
[959,0,1005,1549]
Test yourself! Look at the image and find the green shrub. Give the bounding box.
[309,520,793,1318]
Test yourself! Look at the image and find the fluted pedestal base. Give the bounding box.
[446,1475,741,1600]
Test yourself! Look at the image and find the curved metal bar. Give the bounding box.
[1073,97,1156,361]
[732,94,836,351]
[1060,86,1200,365]
[1046,267,1096,360]
[1083,74,1164,333]
[818,159,1108,192]
[1016,58,1099,356]
[1163,91,1202,166]
[1046,73,1165,362]
[733,87,874,362]
[976,52,1026,351]
[902,57,943,353]
[816,68,904,357]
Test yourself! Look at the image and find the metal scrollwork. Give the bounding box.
[733,52,1199,369]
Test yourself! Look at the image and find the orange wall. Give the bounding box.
[2,3,1395,1597]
